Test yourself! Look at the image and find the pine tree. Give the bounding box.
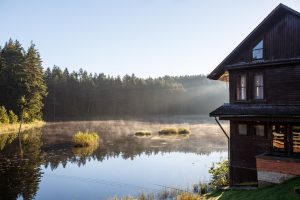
[24,42,47,121]
[0,39,27,115]
[0,40,47,122]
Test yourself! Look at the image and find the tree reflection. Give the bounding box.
[0,120,228,199]
[0,129,43,200]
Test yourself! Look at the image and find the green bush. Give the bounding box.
[8,110,18,124]
[159,127,190,135]
[73,131,100,147]
[135,130,151,136]
[0,106,9,124]
[209,160,229,189]
[178,127,190,134]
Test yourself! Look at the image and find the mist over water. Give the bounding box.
[0,116,228,199]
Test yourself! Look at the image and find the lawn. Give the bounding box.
[200,178,300,200]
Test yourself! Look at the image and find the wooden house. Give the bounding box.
[208,4,300,186]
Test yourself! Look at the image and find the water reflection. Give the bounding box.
[0,130,43,200]
[0,118,228,199]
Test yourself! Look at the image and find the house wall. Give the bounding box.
[230,121,272,184]
[229,13,300,64]
[229,64,300,104]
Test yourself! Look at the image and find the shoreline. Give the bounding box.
[0,121,45,134]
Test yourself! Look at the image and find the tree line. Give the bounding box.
[0,40,228,122]
[44,67,228,120]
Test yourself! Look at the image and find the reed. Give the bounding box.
[73,131,100,147]
[135,130,152,136]
[159,127,190,135]
[0,121,45,134]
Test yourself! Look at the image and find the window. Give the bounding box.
[254,125,265,137]
[238,124,247,135]
[270,124,300,156]
[237,74,246,100]
[252,40,263,60]
[272,125,285,153]
[254,74,264,100]
[292,126,300,154]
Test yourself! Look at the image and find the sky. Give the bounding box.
[1,0,300,78]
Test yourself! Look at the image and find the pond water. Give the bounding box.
[0,116,228,200]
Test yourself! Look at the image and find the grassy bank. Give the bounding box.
[0,121,45,134]
[114,178,300,200]
[184,178,300,200]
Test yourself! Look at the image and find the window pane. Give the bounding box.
[254,74,263,87]
[272,125,285,153]
[254,40,263,49]
[292,126,300,153]
[241,75,246,87]
[238,124,247,135]
[253,49,263,59]
[237,75,246,100]
[254,74,264,99]
[254,125,264,137]
[254,87,264,99]
[241,88,246,100]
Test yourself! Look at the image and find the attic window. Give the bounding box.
[252,40,263,60]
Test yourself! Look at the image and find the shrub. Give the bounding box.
[178,127,190,134]
[0,106,9,124]
[159,127,190,135]
[193,182,211,195]
[209,160,229,189]
[8,110,18,124]
[159,127,178,135]
[135,130,151,136]
[73,131,100,147]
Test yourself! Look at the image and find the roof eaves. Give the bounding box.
[207,4,300,80]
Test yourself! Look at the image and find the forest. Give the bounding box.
[44,68,228,120]
[0,40,228,122]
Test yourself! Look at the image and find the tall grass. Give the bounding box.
[135,130,152,136]
[159,127,190,135]
[0,121,45,134]
[73,131,100,147]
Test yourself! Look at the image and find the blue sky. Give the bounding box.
[1,0,300,78]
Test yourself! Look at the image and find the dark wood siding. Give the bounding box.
[228,13,300,64]
[214,6,300,185]
[230,121,271,184]
[266,65,300,104]
[229,64,300,104]
[265,14,300,60]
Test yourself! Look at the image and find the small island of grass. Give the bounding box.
[159,127,190,135]
[135,130,152,136]
[73,131,100,147]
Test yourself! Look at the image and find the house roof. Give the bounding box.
[210,104,300,118]
[207,4,300,80]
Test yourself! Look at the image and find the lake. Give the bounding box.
[0,116,228,200]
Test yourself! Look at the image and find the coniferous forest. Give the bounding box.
[0,40,228,121]
[0,40,47,122]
